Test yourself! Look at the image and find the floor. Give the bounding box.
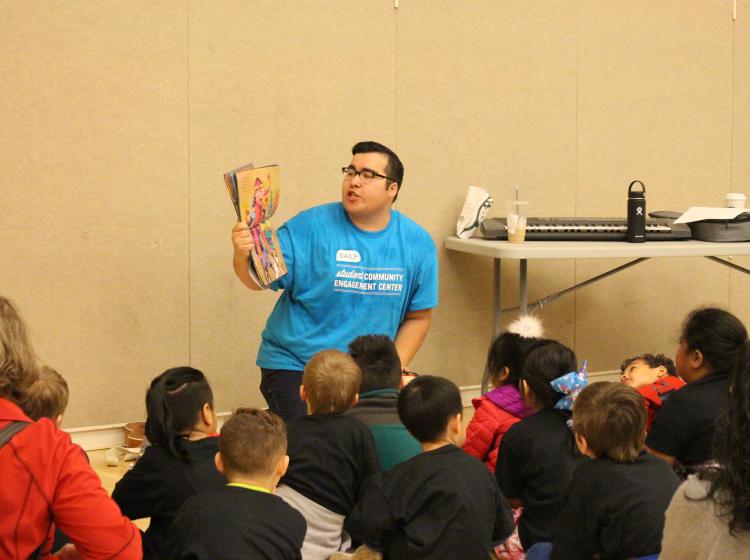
[90,449,150,531]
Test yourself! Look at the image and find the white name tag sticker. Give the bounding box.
[336,249,361,263]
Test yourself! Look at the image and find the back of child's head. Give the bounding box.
[573,382,646,462]
[681,307,747,376]
[0,295,42,406]
[397,375,462,443]
[22,365,69,422]
[220,407,286,478]
[303,349,362,414]
[145,366,214,460]
[520,340,578,409]
[348,334,401,393]
[620,353,677,376]
[487,315,544,388]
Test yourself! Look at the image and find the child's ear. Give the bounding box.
[691,349,704,369]
[201,403,215,428]
[215,452,226,475]
[55,414,64,428]
[299,385,307,402]
[352,393,359,406]
[277,454,290,478]
[656,366,668,378]
[497,367,511,383]
[575,433,594,458]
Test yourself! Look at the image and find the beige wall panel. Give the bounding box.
[187,1,396,412]
[395,2,577,385]
[574,256,730,371]
[731,0,750,326]
[0,2,189,426]
[576,2,734,369]
[733,3,750,192]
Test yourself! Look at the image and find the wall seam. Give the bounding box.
[729,7,736,305]
[573,0,580,350]
[186,0,192,363]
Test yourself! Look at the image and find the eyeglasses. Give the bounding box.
[341,166,393,184]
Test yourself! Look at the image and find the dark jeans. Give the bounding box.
[525,542,552,560]
[260,368,307,421]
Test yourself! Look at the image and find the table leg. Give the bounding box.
[482,258,503,394]
[520,259,528,314]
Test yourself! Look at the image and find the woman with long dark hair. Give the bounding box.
[660,339,750,558]
[112,366,226,559]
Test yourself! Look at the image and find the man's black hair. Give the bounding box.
[397,375,462,443]
[348,334,402,393]
[352,141,404,199]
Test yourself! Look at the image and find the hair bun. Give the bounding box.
[508,315,544,339]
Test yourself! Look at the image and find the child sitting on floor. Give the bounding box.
[620,353,685,430]
[495,340,589,551]
[275,349,380,560]
[345,375,514,560]
[526,382,681,560]
[345,334,421,469]
[646,307,747,475]
[463,315,542,472]
[20,365,68,426]
[112,367,226,560]
[168,408,306,559]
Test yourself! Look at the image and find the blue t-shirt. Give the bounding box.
[256,203,438,371]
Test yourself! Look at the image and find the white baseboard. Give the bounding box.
[69,372,622,451]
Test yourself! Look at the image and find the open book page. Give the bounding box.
[236,165,280,228]
[224,162,287,288]
[248,221,287,287]
[223,161,254,221]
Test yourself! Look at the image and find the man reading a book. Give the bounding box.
[231,141,438,421]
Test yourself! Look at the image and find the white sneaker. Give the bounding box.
[456,185,494,238]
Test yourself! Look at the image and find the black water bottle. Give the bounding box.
[627,180,646,243]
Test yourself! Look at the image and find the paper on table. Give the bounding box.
[673,207,747,224]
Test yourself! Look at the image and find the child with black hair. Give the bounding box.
[275,349,380,560]
[168,408,306,560]
[646,307,748,475]
[463,316,542,472]
[620,353,685,430]
[345,375,514,560]
[345,334,421,469]
[495,340,589,551]
[526,383,681,560]
[112,366,226,559]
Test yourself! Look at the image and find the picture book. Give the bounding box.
[224,163,287,288]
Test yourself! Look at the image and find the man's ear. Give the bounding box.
[448,413,462,436]
[352,393,359,406]
[215,452,226,475]
[201,403,214,426]
[299,385,307,402]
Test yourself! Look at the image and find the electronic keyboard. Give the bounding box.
[481,217,692,241]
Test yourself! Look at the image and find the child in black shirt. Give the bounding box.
[495,340,588,551]
[534,383,680,560]
[112,367,226,559]
[168,408,306,559]
[646,307,747,475]
[275,349,380,560]
[345,375,514,560]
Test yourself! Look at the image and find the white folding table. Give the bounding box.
[444,237,750,391]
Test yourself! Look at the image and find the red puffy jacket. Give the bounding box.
[463,395,527,473]
[0,398,141,559]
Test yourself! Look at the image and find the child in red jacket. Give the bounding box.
[620,353,685,431]
[463,315,543,472]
